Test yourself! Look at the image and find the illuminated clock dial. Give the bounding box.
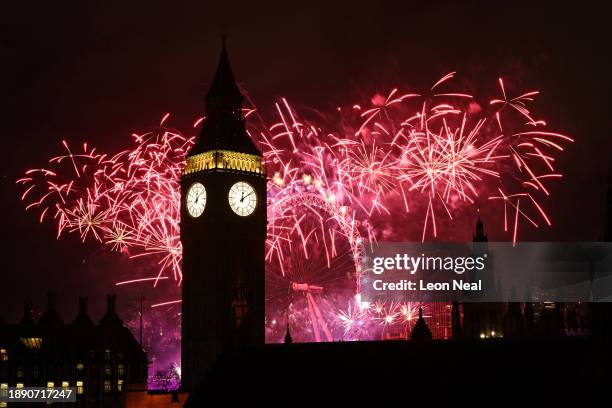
[186,182,207,217]
[228,181,257,216]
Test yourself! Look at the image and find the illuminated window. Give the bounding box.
[117,364,124,377]
[32,365,40,378]
[104,350,111,360]
[62,381,69,390]
[0,384,7,408]
[104,364,111,377]
[16,383,24,389]
[76,363,84,372]
[0,349,7,361]
[19,338,42,349]
[76,381,84,395]
[103,380,111,393]
[117,379,123,392]
[16,366,24,378]
[0,384,6,408]
[47,382,54,388]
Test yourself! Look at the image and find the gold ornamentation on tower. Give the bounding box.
[183,150,265,175]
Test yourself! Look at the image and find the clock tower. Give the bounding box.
[180,39,267,392]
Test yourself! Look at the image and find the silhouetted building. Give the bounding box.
[0,293,147,408]
[410,308,432,341]
[536,302,565,337]
[461,214,503,339]
[183,338,606,403]
[283,322,292,345]
[606,176,612,242]
[524,295,535,336]
[451,302,461,339]
[503,289,525,338]
[180,38,267,392]
[177,41,612,404]
[472,211,487,242]
[590,178,612,338]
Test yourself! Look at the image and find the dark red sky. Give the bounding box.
[1,0,611,322]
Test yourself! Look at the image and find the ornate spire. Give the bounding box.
[205,35,243,102]
[284,320,293,344]
[473,209,488,242]
[189,37,260,157]
[410,307,433,341]
[283,309,293,344]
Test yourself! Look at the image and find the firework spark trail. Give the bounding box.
[17,127,189,285]
[18,73,572,341]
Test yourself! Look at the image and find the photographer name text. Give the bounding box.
[372,279,482,292]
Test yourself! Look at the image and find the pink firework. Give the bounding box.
[17,124,189,283]
[18,73,572,342]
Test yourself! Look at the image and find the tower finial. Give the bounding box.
[205,36,242,101]
[189,37,261,156]
[410,306,433,341]
[284,313,293,344]
[473,210,488,242]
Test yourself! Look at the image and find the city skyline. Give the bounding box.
[3,1,611,323]
[1,2,612,403]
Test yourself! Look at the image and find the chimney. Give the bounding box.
[38,292,64,327]
[72,296,93,326]
[100,294,122,327]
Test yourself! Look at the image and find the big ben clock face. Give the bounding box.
[186,182,207,217]
[228,181,257,216]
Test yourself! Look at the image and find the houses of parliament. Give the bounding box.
[177,40,611,403]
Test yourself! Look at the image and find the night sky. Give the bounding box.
[1,1,611,323]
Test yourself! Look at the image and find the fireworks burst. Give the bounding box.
[18,73,572,343]
[18,128,188,283]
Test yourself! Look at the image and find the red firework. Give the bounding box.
[17,73,572,341]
